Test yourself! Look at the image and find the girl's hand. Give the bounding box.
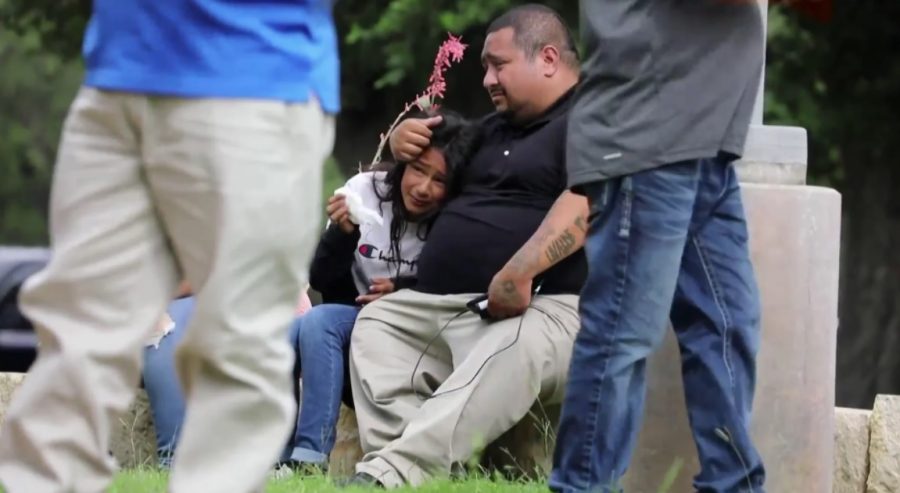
[356,278,396,305]
[326,194,356,233]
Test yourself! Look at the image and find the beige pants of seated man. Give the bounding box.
[0,88,334,493]
[349,289,579,488]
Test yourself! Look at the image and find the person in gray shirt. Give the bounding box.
[550,1,766,492]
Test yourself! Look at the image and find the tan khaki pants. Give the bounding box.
[0,88,333,493]
[349,289,579,488]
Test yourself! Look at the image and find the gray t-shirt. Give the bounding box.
[567,0,764,187]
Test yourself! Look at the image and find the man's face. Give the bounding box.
[481,27,543,121]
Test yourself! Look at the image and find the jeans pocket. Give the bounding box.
[585,178,633,240]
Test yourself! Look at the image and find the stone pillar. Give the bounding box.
[622,4,842,492]
[622,181,841,492]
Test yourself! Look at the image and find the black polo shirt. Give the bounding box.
[415,89,587,295]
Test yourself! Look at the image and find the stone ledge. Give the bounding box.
[328,403,558,478]
[11,370,898,491]
[109,390,157,469]
[834,407,871,493]
[0,373,158,469]
[867,395,900,493]
[328,404,363,475]
[1,373,556,477]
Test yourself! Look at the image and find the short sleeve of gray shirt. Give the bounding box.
[567,0,764,187]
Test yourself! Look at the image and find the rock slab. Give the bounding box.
[867,395,900,493]
[834,407,871,493]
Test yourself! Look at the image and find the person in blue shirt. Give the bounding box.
[0,2,339,493]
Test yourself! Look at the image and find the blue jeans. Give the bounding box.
[287,303,359,465]
[142,296,195,468]
[550,157,765,493]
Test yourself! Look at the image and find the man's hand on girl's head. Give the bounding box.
[389,116,443,162]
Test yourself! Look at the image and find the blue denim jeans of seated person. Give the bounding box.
[549,157,766,493]
[287,303,360,466]
[142,296,194,469]
[143,296,309,468]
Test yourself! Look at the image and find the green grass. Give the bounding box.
[109,469,551,493]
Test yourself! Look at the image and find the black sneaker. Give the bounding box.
[335,472,384,488]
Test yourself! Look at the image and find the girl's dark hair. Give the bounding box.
[372,108,481,280]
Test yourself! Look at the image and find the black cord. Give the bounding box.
[410,308,467,401]
[409,302,552,401]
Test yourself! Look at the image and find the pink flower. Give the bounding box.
[369,33,467,166]
[422,34,467,106]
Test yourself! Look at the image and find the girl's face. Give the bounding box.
[400,147,448,219]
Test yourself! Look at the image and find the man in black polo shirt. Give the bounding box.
[343,5,587,488]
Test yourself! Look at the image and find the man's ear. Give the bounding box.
[540,45,561,77]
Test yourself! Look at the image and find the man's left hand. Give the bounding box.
[487,268,532,319]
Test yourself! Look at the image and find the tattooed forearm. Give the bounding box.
[500,192,588,278]
[545,230,577,264]
[505,229,550,276]
[575,214,588,234]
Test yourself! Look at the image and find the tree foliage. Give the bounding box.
[0,0,82,244]
[0,0,89,58]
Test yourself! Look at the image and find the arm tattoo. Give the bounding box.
[575,215,588,234]
[502,280,518,295]
[545,230,577,264]
[506,229,550,275]
[498,279,523,305]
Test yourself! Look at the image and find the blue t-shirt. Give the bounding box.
[82,0,340,113]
